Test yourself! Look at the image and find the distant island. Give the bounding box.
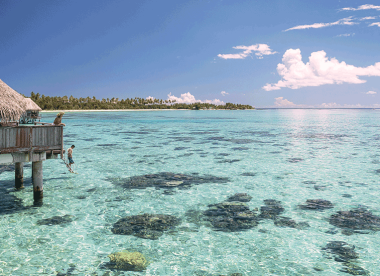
[28,92,254,110]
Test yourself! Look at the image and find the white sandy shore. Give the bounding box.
[41,109,190,113]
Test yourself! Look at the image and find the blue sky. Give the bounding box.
[1,0,380,107]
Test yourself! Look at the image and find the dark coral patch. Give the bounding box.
[217,159,241,163]
[240,172,256,177]
[226,193,252,202]
[108,172,229,190]
[111,214,181,240]
[321,241,369,275]
[174,147,190,151]
[231,147,249,151]
[37,215,74,226]
[302,180,317,185]
[274,217,310,229]
[258,199,284,219]
[314,185,327,191]
[288,158,303,163]
[203,198,258,232]
[208,137,227,142]
[329,208,380,231]
[298,199,334,210]
[322,241,359,262]
[340,263,369,275]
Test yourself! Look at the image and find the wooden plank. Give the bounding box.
[1,147,31,153]
[32,145,62,151]
[0,125,64,154]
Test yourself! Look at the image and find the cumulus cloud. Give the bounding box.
[369,22,380,27]
[263,49,380,91]
[218,44,277,60]
[366,91,377,95]
[274,97,305,108]
[204,99,225,105]
[167,92,225,105]
[341,4,380,11]
[284,17,355,31]
[221,91,229,96]
[167,92,198,104]
[146,96,154,100]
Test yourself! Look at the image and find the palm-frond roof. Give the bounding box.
[0,79,27,123]
[24,98,42,111]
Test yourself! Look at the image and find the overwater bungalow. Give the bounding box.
[0,79,64,204]
[19,98,42,124]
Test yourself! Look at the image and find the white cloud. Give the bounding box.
[221,91,229,96]
[336,33,355,37]
[274,97,304,107]
[369,22,380,27]
[341,4,380,11]
[360,16,377,20]
[284,17,355,31]
[366,91,377,95]
[204,99,225,105]
[167,92,198,104]
[146,96,155,100]
[167,92,225,105]
[218,44,277,60]
[263,49,380,91]
[273,98,349,108]
[318,102,341,108]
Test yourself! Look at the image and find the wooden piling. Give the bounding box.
[32,161,35,185]
[32,161,43,204]
[15,162,24,189]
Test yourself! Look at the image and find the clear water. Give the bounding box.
[1,109,380,275]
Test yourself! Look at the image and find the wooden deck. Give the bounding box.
[0,125,63,154]
[0,125,65,203]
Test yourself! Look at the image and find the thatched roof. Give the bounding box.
[24,98,42,111]
[0,79,27,123]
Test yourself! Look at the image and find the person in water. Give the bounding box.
[67,145,75,172]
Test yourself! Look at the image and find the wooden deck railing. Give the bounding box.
[0,125,63,154]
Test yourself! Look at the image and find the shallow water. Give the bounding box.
[1,109,380,275]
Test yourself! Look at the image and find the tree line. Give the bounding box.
[28,92,254,110]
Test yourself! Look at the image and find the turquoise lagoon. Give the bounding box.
[1,109,380,275]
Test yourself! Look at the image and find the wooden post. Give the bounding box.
[32,161,35,184]
[15,162,24,189]
[32,161,43,205]
[60,125,64,159]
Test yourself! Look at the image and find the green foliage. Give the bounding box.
[28,93,254,110]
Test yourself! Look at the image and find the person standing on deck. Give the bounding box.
[67,145,75,172]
